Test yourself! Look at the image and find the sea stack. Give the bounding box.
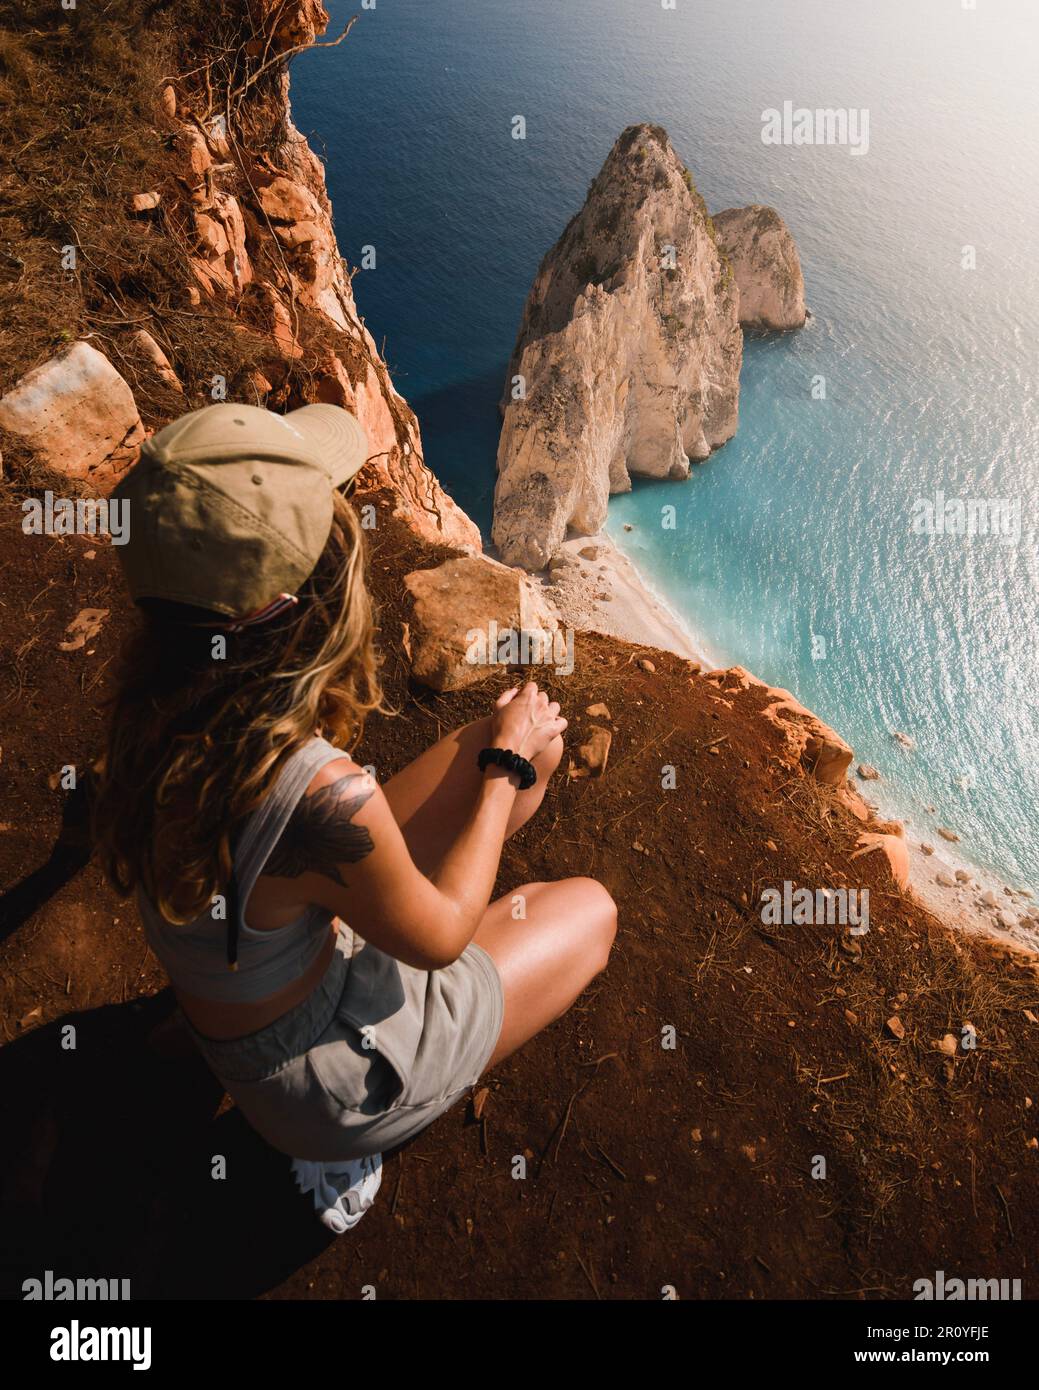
[712,204,807,331]
[492,123,742,570]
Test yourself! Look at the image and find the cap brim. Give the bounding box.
[286,404,370,487]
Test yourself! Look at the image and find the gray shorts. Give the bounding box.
[182,930,505,1161]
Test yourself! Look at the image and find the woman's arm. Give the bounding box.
[260,683,566,970]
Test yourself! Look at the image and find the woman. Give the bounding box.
[93,401,616,1233]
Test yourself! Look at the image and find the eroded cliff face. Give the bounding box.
[177,4,478,551]
[0,0,478,553]
[256,67,479,550]
[492,124,742,571]
[712,204,807,332]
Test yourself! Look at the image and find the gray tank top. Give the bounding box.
[137,735,348,1003]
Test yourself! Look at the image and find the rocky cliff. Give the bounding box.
[0,0,477,553]
[712,204,807,331]
[2,0,1037,1306]
[492,124,742,570]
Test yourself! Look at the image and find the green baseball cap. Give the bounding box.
[112,402,369,621]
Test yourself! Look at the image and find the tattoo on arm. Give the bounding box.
[264,774,375,885]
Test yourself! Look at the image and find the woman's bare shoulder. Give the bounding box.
[306,751,371,792]
[264,755,379,885]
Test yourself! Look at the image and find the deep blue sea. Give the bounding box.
[294,0,1039,888]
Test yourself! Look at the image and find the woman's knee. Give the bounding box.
[458,715,494,749]
[535,732,565,777]
[566,877,617,973]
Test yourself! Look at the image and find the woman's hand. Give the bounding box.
[492,682,567,763]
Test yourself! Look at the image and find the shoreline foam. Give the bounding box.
[859,780,1039,954]
[539,524,1038,954]
[535,530,712,667]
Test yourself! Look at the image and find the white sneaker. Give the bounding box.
[291,1153,383,1235]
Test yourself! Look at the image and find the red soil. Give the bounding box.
[2,499,1037,1301]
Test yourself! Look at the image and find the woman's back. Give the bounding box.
[139,735,347,1038]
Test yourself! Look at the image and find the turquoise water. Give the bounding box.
[293,0,1039,886]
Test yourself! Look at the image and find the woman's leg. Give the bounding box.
[382,715,563,876]
[473,877,617,1068]
[382,717,616,1068]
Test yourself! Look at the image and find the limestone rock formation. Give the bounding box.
[712,205,806,331]
[493,124,742,570]
[192,192,252,296]
[403,555,561,692]
[0,341,144,488]
[131,330,184,394]
[258,175,322,224]
[852,830,911,890]
[251,0,329,50]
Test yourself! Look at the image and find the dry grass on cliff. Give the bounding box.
[0,0,349,479]
[2,5,198,379]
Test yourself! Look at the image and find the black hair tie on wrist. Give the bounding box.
[478,746,537,791]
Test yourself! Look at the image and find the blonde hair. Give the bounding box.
[93,493,384,923]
